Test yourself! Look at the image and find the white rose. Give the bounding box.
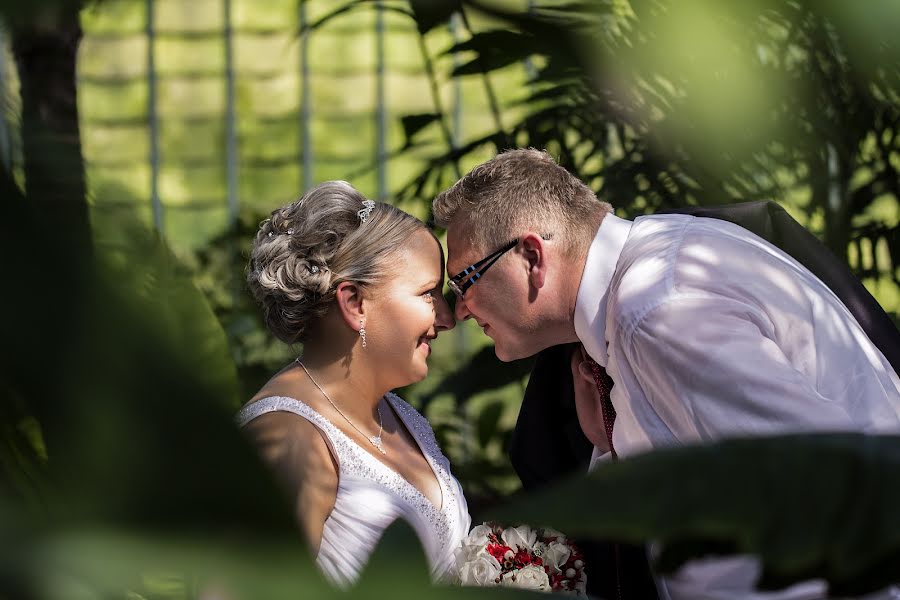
[459,541,503,570]
[542,527,568,543]
[455,542,481,568]
[456,524,496,568]
[542,541,571,573]
[501,525,537,551]
[458,552,502,587]
[466,524,494,547]
[500,565,551,591]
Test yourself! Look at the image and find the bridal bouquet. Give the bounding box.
[455,523,586,595]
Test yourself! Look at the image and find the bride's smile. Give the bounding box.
[365,228,454,385]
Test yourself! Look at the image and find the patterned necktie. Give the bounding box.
[585,356,617,459]
[585,354,625,600]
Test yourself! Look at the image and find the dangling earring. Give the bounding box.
[359,319,367,348]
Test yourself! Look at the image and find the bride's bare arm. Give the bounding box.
[242,412,339,554]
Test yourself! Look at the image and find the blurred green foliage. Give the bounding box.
[495,433,900,597]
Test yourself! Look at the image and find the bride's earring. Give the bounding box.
[359,319,367,348]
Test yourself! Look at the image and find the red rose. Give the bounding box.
[550,572,566,589]
[487,543,512,562]
[514,549,532,565]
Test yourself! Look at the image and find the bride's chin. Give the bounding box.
[411,358,429,379]
[407,369,427,385]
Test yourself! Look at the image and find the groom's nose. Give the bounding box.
[454,296,473,322]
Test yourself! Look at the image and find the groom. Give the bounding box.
[434,148,900,599]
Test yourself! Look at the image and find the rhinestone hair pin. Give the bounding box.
[357,199,376,223]
[269,227,294,237]
[267,227,295,237]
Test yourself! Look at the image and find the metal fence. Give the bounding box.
[0,0,526,251]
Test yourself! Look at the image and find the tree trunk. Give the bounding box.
[7,5,90,468]
[11,5,91,258]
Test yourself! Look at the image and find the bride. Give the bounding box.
[236,181,471,587]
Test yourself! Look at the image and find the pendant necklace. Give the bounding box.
[296,359,386,454]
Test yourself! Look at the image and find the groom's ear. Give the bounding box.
[521,232,548,289]
[334,281,366,330]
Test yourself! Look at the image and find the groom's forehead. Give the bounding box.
[445,229,482,273]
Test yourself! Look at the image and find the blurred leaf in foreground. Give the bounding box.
[490,433,900,596]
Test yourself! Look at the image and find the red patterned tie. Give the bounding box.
[585,356,617,460]
[585,354,624,600]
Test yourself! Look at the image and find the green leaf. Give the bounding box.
[490,434,900,596]
[401,113,442,149]
[94,217,241,410]
[408,0,459,35]
[447,30,542,76]
[1,187,295,534]
[356,519,431,591]
[28,530,329,600]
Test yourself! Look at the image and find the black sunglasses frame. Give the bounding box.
[447,239,518,299]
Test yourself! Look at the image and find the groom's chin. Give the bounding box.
[493,337,548,363]
[492,343,524,363]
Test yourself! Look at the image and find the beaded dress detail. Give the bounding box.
[236,393,471,587]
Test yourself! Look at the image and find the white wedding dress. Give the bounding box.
[236,393,471,587]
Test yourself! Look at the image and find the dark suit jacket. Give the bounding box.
[508,200,900,599]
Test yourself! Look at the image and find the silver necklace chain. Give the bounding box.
[296,359,386,455]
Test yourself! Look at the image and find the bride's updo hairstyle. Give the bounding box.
[247,181,427,344]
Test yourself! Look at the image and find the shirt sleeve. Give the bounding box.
[621,294,855,440]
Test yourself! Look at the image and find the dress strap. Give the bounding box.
[236,396,344,468]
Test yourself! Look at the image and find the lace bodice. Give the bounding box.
[235,393,471,587]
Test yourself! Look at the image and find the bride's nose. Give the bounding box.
[434,292,456,332]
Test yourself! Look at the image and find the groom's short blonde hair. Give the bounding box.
[432,148,611,256]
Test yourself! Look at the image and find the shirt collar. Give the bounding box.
[574,213,633,366]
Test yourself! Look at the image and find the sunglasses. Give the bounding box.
[446,239,519,299]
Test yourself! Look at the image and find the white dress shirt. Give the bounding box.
[574,213,900,599]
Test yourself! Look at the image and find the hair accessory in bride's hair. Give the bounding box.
[266,225,295,237]
[357,199,376,223]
